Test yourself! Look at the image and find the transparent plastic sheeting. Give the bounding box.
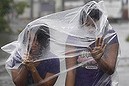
[1,1,119,86]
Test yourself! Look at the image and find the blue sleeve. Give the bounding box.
[105,34,119,45]
[103,28,119,45]
[89,32,119,48]
[6,51,22,68]
[36,58,60,79]
[45,58,60,74]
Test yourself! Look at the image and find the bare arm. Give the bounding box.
[65,46,77,86]
[90,37,119,75]
[11,63,58,86]
[24,60,58,86]
[11,66,28,86]
[96,43,119,75]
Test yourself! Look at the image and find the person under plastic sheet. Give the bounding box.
[6,26,60,86]
[65,6,119,86]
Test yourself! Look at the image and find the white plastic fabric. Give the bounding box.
[1,1,119,86]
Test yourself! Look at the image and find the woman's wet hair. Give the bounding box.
[80,9,102,24]
[36,26,50,48]
[89,9,102,20]
[22,25,50,49]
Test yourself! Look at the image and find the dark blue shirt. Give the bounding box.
[66,29,119,86]
[6,51,60,85]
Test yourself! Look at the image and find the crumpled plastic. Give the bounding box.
[1,1,119,86]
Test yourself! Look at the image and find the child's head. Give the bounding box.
[80,9,102,26]
[89,9,102,21]
[35,26,50,48]
[27,26,50,57]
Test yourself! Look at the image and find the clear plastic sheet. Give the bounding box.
[1,1,119,86]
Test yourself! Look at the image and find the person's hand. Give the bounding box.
[88,37,106,61]
[22,53,36,72]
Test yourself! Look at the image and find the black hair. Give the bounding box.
[89,9,102,20]
[35,26,50,48]
[80,9,102,24]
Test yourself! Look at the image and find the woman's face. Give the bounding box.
[84,16,96,27]
[30,36,41,55]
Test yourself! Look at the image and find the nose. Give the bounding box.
[31,41,39,47]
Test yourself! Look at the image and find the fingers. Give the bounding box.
[22,58,34,69]
[23,53,33,60]
[22,54,34,65]
[95,37,104,47]
[95,38,100,47]
[90,47,103,60]
[102,44,107,52]
[89,37,106,60]
[88,38,104,53]
[100,37,103,46]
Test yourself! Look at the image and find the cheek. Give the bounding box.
[31,44,40,50]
